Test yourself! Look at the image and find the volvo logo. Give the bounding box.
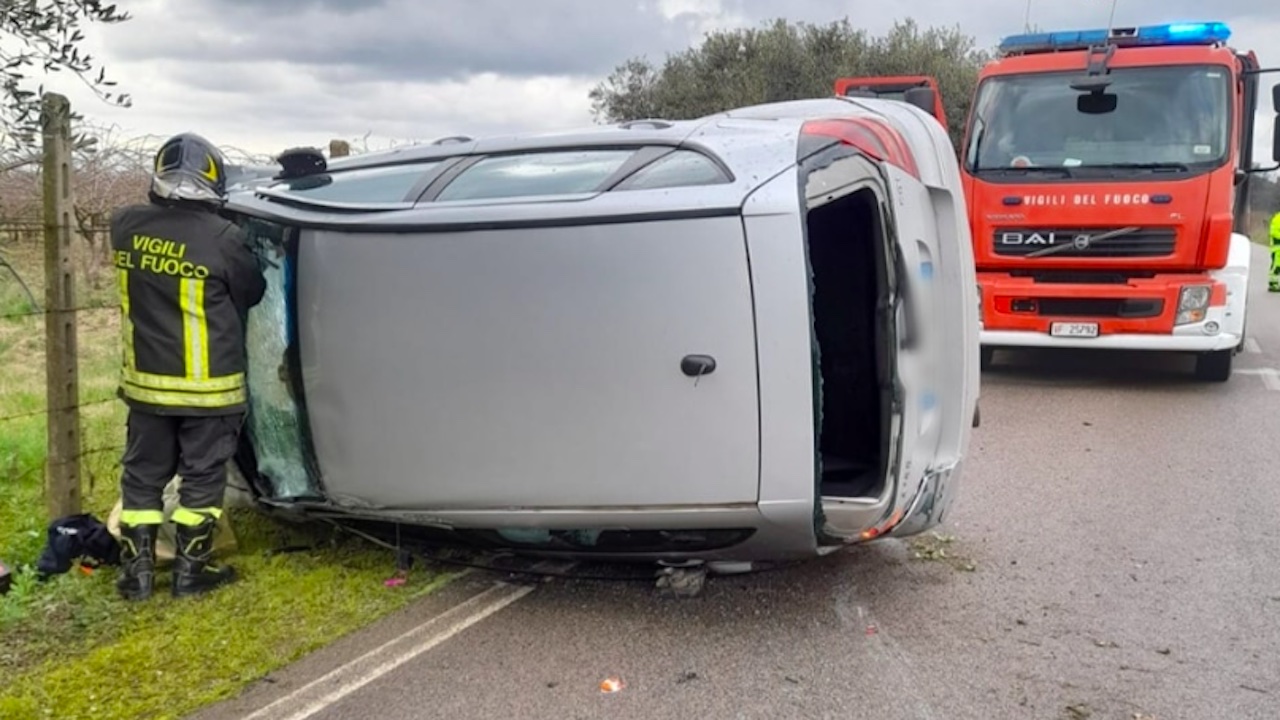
[1072,233,1092,250]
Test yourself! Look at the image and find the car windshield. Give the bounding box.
[965,64,1230,173]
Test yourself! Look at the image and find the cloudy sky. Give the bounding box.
[31,0,1280,160]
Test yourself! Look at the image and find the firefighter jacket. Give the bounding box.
[110,201,266,416]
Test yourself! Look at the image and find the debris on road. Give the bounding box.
[909,532,978,572]
[600,677,625,693]
[1065,703,1093,718]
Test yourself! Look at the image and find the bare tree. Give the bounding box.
[0,120,281,293]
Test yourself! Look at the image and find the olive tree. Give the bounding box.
[1,0,132,154]
[589,18,991,149]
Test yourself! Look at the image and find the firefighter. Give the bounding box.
[110,132,265,600]
[1271,210,1280,292]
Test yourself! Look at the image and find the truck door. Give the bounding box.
[833,76,947,128]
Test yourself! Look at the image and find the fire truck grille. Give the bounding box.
[992,228,1177,258]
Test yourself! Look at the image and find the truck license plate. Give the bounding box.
[1050,322,1099,338]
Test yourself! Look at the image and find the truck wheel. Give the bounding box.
[980,347,995,371]
[1194,349,1233,382]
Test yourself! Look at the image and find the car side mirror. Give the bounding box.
[903,87,937,116]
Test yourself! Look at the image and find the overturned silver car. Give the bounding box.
[222,96,981,572]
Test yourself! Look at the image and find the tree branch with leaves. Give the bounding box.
[1,0,132,155]
[589,18,992,150]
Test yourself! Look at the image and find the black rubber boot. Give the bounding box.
[116,523,159,601]
[172,516,237,598]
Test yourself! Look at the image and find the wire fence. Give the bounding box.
[2,224,128,504]
[0,398,119,425]
[0,303,120,321]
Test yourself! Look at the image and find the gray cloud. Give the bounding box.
[107,0,711,83]
[66,0,1278,156]
[730,0,1279,47]
[107,0,1279,95]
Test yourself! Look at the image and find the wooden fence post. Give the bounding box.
[42,92,81,520]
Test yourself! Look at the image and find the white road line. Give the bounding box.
[243,580,536,720]
[1244,338,1262,354]
[1237,368,1280,391]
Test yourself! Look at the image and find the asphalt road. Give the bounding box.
[195,245,1280,720]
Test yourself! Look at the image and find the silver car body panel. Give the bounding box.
[224,96,980,563]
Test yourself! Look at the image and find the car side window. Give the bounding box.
[434,150,636,201]
[613,150,731,191]
[269,162,441,203]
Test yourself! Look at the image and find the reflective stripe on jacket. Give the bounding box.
[110,201,265,415]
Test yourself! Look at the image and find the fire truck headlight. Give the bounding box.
[1176,285,1211,325]
[1179,285,1211,311]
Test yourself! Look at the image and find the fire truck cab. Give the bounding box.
[840,21,1280,382]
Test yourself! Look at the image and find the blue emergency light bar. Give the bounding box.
[998,21,1231,56]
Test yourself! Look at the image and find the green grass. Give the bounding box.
[0,511,458,720]
[1,239,458,719]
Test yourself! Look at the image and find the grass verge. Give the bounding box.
[2,239,458,719]
[0,511,457,720]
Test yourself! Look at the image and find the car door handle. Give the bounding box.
[681,354,717,378]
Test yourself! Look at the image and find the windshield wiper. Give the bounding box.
[1023,226,1142,259]
[1085,162,1191,172]
[982,166,1074,177]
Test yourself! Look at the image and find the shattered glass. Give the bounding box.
[240,218,322,500]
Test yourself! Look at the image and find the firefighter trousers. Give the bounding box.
[119,410,245,524]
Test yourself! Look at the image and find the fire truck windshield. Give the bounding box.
[964,64,1231,176]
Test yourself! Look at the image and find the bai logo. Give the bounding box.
[997,231,1099,249]
[1000,231,1062,245]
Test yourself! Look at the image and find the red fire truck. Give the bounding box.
[837,21,1280,381]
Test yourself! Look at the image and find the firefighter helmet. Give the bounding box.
[150,133,228,206]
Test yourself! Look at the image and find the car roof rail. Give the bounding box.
[619,119,675,130]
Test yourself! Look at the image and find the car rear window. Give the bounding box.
[434,150,635,201]
[269,161,441,204]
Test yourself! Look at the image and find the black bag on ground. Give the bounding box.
[35,513,122,577]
